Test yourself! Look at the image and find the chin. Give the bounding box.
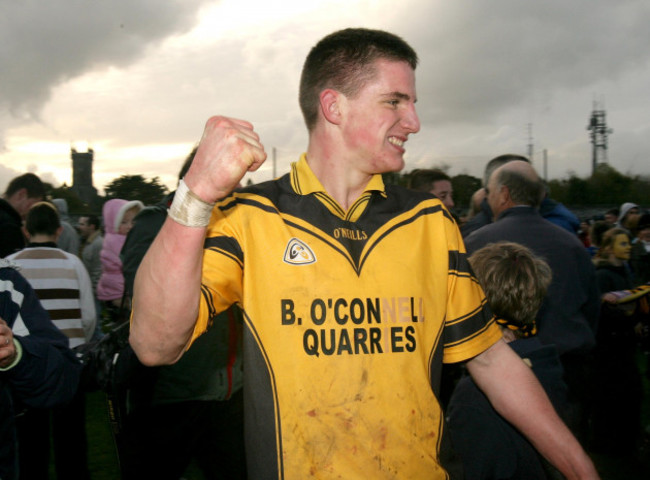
[379,157,405,173]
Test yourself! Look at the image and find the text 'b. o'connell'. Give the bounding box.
[281,297,425,357]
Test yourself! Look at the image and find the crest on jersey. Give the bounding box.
[283,238,316,265]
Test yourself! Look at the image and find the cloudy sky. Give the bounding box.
[2,0,650,197]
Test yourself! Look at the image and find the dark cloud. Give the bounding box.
[0,0,212,124]
[2,0,650,187]
[407,0,650,126]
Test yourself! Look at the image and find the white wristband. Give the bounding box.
[168,179,215,227]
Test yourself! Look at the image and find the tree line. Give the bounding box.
[46,163,650,216]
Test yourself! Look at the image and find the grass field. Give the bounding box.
[83,392,204,479]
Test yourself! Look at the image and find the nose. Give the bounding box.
[403,104,421,134]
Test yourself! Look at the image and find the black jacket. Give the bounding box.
[0,262,81,479]
[0,199,25,258]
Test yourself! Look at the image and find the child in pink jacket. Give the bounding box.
[97,199,143,320]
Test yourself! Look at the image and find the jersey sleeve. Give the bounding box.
[442,221,502,363]
[192,203,244,343]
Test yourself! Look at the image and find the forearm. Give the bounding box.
[130,115,266,365]
[130,217,206,366]
[467,340,599,480]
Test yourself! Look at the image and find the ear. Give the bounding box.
[499,185,512,207]
[54,226,63,241]
[319,89,342,125]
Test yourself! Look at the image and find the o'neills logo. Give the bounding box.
[283,238,316,265]
[333,227,367,240]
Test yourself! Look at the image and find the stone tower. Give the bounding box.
[71,147,98,205]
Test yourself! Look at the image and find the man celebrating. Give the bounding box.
[131,29,597,479]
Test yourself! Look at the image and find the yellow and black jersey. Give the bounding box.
[192,154,501,479]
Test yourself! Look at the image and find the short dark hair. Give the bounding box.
[299,28,418,132]
[589,220,611,247]
[604,208,619,219]
[494,166,545,208]
[25,202,60,236]
[469,242,552,333]
[408,169,451,192]
[483,154,529,187]
[82,214,101,230]
[4,173,46,199]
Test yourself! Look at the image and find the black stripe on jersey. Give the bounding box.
[291,165,301,195]
[231,181,456,275]
[222,195,360,272]
[428,319,445,393]
[314,192,345,217]
[443,299,495,348]
[447,250,480,283]
[358,204,446,272]
[204,236,244,267]
[201,284,217,319]
[241,310,285,479]
[346,193,371,221]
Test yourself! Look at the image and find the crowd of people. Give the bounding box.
[0,27,649,480]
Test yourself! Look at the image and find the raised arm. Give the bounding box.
[129,116,266,366]
[466,339,599,480]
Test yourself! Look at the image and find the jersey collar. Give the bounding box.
[289,154,387,221]
[290,153,386,196]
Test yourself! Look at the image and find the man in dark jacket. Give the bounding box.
[0,174,46,258]
[465,160,600,443]
[0,259,81,480]
[118,151,246,480]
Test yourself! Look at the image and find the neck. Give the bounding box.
[306,136,373,211]
[28,234,57,244]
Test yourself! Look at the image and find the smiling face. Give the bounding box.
[337,59,420,175]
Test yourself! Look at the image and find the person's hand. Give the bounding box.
[184,116,267,204]
[0,317,17,368]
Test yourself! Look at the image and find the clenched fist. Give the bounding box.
[184,116,267,204]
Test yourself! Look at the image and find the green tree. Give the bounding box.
[382,171,409,187]
[589,163,633,204]
[47,184,88,214]
[104,175,169,206]
[548,164,650,207]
